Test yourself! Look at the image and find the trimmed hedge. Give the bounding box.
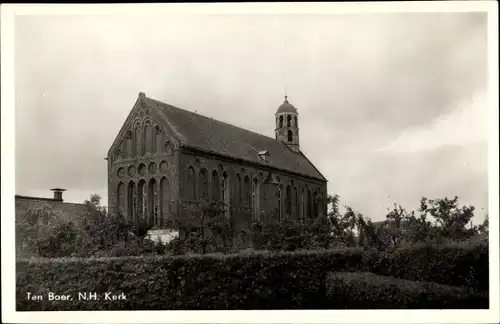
[325,272,488,309]
[364,240,489,290]
[17,249,365,311]
[17,242,488,311]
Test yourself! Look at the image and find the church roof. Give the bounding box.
[276,96,298,114]
[142,95,326,181]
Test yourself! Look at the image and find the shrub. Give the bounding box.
[16,244,488,311]
[16,248,365,311]
[325,272,488,309]
[364,240,489,290]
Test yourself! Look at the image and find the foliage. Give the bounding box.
[325,272,488,309]
[363,239,489,290]
[16,204,70,258]
[164,202,232,255]
[477,214,489,234]
[17,194,165,258]
[16,243,488,311]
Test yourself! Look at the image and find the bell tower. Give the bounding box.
[275,95,300,152]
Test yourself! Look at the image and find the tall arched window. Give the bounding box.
[300,188,305,224]
[222,172,229,217]
[148,178,159,227]
[294,116,298,127]
[293,186,298,220]
[279,115,284,128]
[127,181,136,223]
[243,176,251,205]
[124,131,132,158]
[211,170,220,201]
[186,166,196,201]
[143,121,151,155]
[313,192,319,218]
[199,168,209,202]
[151,125,160,154]
[117,182,125,215]
[287,115,291,127]
[277,185,283,221]
[160,177,170,226]
[137,179,146,219]
[235,173,242,204]
[287,130,293,142]
[286,185,292,216]
[133,126,140,157]
[307,189,313,219]
[252,178,259,220]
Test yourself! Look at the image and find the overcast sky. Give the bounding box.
[14,10,489,223]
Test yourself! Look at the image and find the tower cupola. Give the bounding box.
[275,96,300,152]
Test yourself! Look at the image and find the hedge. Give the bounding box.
[364,240,489,290]
[325,272,488,309]
[17,249,365,311]
[17,243,488,311]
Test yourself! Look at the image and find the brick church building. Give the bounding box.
[107,92,327,246]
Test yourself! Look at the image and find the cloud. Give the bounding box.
[378,91,488,153]
[13,12,489,222]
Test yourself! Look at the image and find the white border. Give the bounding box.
[1,2,499,323]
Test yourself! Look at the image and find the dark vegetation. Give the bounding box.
[15,193,489,310]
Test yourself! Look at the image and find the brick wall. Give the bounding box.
[179,149,327,230]
[15,196,89,224]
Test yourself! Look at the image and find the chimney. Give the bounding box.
[50,188,66,201]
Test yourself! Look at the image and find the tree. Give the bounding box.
[16,204,70,258]
[477,214,489,234]
[420,196,476,241]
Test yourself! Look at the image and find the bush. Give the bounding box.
[364,240,489,290]
[16,248,365,311]
[325,272,488,309]
[16,243,488,311]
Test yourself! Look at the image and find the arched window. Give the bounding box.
[279,115,284,128]
[252,178,259,220]
[211,170,220,201]
[199,168,209,202]
[300,188,305,224]
[307,189,313,219]
[277,185,283,221]
[186,166,196,201]
[148,178,159,227]
[124,131,132,158]
[127,181,136,223]
[313,191,318,218]
[133,126,140,157]
[151,125,160,154]
[287,130,293,142]
[235,173,242,204]
[293,186,298,220]
[160,177,170,226]
[286,185,292,216]
[287,115,291,127]
[294,116,298,127]
[117,182,125,215]
[243,176,251,205]
[143,121,151,155]
[222,172,229,217]
[137,179,146,219]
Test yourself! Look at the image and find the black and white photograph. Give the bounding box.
[1,2,499,323]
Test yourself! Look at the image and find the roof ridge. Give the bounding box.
[145,97,277,142]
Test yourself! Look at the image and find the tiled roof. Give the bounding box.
[143,96,326,181]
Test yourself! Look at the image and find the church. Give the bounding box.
[107,92,327,246]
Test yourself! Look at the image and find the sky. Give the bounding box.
[14,10,490,223]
